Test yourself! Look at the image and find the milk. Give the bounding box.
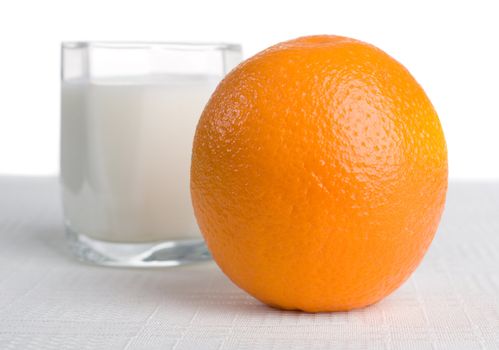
[61,75,219,243]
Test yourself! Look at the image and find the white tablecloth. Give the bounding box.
[0,177,498,349]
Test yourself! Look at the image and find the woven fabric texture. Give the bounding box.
[0,177,498,349]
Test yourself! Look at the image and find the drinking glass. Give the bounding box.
[61,42,242,267]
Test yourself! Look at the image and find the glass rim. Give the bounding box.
[61,41,242,52]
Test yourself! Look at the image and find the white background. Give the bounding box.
[0,0,498,179]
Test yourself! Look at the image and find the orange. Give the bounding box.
[191,35,448,312]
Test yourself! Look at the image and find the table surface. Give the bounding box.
[1,177,498,350]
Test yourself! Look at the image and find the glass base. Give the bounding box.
[65,227,211,267]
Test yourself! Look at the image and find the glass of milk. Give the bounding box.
[61,42,242,267]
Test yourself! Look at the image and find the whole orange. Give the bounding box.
[191,35,447,312]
